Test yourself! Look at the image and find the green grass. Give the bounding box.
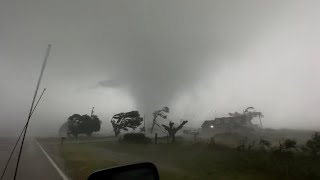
[42,132,319,180]
[60,144,117,180]
[93,142,275,180]
[56,140,320,180]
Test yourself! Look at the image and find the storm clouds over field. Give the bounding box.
[0,0,320,135]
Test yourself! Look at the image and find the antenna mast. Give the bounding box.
[13,45,51,180]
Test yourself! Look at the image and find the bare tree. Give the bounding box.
[162,120,188,143]
[150,107,169,134]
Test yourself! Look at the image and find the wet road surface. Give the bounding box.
[0,138,67,180]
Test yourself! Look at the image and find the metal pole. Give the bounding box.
[91,107,95,118]
[13,45,51,180]
[1,88,46,180]
[143,114,146,133]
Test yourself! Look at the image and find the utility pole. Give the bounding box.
[143,114,146,133]
[259,116,263,129]
[90,107,95,118]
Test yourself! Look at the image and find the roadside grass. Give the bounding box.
[60,144,117,180]
[59,141,318,180]
[42,131,320,180]
[94,142,274,180]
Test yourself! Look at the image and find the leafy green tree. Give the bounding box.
[151,107,169,134]
[67,114,101,138]
[111,111,143,136]
[81,115,101,136]
[67,114,82,138]
[162,120,188,143]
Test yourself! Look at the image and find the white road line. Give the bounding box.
[35,141,69,180]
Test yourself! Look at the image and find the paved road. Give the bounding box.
[0,138,66,180]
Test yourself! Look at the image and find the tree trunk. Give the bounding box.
[168,132,175,143]
[150,117,156,134]
[162,120,188,143]
[114,129,120,137]
[155,133,158,144]
[172,134,176,143]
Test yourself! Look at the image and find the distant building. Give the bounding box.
[201,114,259,135]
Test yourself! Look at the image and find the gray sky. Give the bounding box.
[0,0,320,136]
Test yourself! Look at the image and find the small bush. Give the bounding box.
[259,139,271,148]
[283,139,297,150]
[236,137,256,151]
[122,133,151,144]
[274,139,296,152]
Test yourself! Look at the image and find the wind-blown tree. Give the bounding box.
[162,120,188,143]
[244,107,255,113]
[84,115,101,136]
[67,114,102,138]
[67,114,82,137]
[111,111,143,136]
[151,107,169,134]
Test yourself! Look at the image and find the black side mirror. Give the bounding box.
[88,162,160,180]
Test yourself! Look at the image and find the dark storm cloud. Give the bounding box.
[0,0,320,136]
[97,0,283,113]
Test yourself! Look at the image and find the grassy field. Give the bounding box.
[49,137,320,180]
